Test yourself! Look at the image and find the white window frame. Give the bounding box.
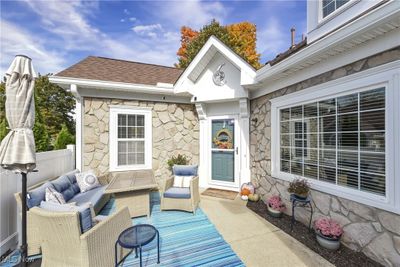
[109,106,152,172]
[270,61,400,214]
[318,0,356,24]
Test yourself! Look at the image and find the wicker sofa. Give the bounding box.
[160,165,200,214]
[29,206,131,267]
[14,169,111,256]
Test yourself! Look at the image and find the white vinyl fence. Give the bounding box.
[0,145,75,257]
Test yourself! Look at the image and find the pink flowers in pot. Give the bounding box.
[267,195,286,212]
[314,218,343,239]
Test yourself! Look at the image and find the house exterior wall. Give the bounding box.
[250,47,400,265]
[307,0,383,43]
[82,97,199,183]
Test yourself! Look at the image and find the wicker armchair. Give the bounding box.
[160,165,200,214]
[29,206,132,267]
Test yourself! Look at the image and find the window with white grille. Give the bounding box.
[322,0,350,18]
[279,87,385,196]
[109,107,152,171]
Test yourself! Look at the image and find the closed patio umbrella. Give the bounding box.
[0,55,37,266]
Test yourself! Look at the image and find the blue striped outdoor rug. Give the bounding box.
[100,192,244,267]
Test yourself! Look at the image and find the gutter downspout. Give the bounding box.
[70,84,83,171]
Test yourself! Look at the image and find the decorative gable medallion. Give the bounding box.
[212,63,226,86]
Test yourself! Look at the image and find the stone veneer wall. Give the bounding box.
[250,47,400,266]
[83,97,199,183]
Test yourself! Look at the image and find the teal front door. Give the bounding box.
[211,118,236,183]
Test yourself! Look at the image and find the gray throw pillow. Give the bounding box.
[76,170,101,193]
[45,187,66,204]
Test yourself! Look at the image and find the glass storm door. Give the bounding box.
[211,118,236,183]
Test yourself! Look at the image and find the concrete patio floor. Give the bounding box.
[200,193,334,267]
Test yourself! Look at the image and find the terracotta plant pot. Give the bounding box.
[267,205,282,218]
[315,231,341,250]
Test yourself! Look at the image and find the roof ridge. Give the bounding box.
[91,56,183,70]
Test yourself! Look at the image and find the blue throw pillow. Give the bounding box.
[64,170,81,194]
[173,165,198,176]
[52,175,76,202]
[40,201,93,233]
[27,182,54,208]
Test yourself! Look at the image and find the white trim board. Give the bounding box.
[269,62,400,214]
[78,87,192,104]
[49,76,179,95]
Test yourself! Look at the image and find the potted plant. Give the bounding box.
[314,218,343,250]
[288,178,310,199]
[167,154,189,172]
[267,195,286,217]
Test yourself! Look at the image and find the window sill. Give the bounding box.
[110,164,152,172]
[271,171,399,215]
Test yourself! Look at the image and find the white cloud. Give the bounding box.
[258,17,291,62]
[2,0,183,75]
[120,18,125,22]
[132,23,163,38]
[129,17,136,22]
[123,9,130,15]
[154,0,227,29]
[0,19,66,76]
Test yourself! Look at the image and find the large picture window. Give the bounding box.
[280,87,385,196]
[109,107,152,171]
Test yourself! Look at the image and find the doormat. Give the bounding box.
[201,188,238,200]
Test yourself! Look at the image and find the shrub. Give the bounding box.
[54,124,75,150]
[267,195,286,212]
[288,178,310,196]
[314,218,343,239]
[167,154,189,171]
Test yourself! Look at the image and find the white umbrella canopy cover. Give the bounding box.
[0,55,37,173]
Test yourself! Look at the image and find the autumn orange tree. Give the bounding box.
[176,20,261,69]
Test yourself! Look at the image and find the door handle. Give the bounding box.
[236,147,239,155]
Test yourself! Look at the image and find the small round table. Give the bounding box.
[115,224,160,267]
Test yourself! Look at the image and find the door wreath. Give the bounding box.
[213,128,233,149]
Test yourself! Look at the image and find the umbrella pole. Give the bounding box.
[21,172,27,267]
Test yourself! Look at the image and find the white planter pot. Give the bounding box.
[267,205,282,218]
[316,232,341,250]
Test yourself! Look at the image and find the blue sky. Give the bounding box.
[1,0,306,76]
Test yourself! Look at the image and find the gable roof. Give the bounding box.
[55,56,184,86]
[174,35,257,93]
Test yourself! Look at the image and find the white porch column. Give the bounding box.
[195,103,208,188]
[239,98,251,184]
[70,84,83,171]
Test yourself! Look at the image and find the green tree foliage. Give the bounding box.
[34,75,75,138]
[0,82,8,140]
[178,20,231,69]
[0,119,8,141]
[177,19,261,69]
[33,92,50,152]
[54,124,75,150]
